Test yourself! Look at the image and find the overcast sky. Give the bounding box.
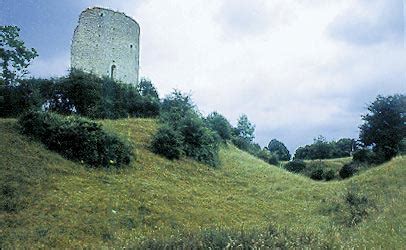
[1,0,405,153]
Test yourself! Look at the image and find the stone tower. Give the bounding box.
[71,7,140,85]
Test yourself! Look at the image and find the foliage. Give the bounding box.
[137,78,159,99]
[153,91,220,167]
[352,148,376,164]
[160,90,195,127]
[0,26,38,86]
[328,187,375,227]
[294,136,356,160]
[0,79,45,117]
[234,114,255,143]
[339,162,358,179]
[205,111,232,142]
[284,160,306,173]
[257,148,279,165]
[267,139,291,161]
[0,71,160,118]
[359,94,406,161]
[180,115,220,167]
[151,125,183,160]
[18,111,133,167]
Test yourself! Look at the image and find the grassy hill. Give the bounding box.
[1,118,405,247]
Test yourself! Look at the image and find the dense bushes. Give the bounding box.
[284,160,306,173]
[151,91,220,167]
[257,148,279,165]
[339,163,358,179]
[151,125,183,160]
[284,160,340,181]
[205,111,232,141]
[294,136,356,160]
[0,71,160,119]
[18,111,133,168]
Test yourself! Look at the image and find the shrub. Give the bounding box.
[154,91,221,167]
[267,139,291,161]
[323,169,336,181]
[339,162,358,179]
[18,111,133,167]
[284,160,306,173]
[309,168,324,180]
[205,111,232,142]
[151,125,183,160]
[352,148,375,163]
[180,116,220,167]
[257,149,279,165]
[0,71,161,119]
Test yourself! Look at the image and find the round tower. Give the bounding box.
[71,7,140,85]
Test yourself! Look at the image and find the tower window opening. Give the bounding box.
[111,65,116,80]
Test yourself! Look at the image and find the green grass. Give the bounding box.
[0,118,405,247]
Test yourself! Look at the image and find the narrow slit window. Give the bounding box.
[111,65,116,80]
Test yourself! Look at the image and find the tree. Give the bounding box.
[359,94,406,161]
[235,114,255,143]
[137,78,159,99]
[206,112,232,141]
[267,139,291,161]
[0,26,38,86]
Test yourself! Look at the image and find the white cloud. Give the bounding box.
[29,52,70,78]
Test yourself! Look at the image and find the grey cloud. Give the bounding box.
[328,0,403,46]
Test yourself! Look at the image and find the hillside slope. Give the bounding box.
[0,118,405,247]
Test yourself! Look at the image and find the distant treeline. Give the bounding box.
[294,136,356,160]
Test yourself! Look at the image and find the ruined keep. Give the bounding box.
[71,7,140,85]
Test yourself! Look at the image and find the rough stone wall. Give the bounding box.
[71,7,140,85]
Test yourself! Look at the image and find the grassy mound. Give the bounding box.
[0,118,404,248]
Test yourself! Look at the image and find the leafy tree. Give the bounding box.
[311,135,332,160]
[206,112,232,142]
[267,139,291,161]
[137,78,159,99]
[334,138,356,157]
[235,114,255,143]
[0,26,38,86]
[160,90,195,128]
[359,94,406,161]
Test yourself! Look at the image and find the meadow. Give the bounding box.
[0,118,405,248]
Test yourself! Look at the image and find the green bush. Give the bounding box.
[180,115,220,167]
[352,149,375,163]
[0,71,161,119]
[267,139,291,161]
[153,91,220,167]
[257,149,279,165]
[205,111,232,142]
[309,168,324,180]
[18,111,133,167]
[151,125,183,160]
[339,162,358,179]
[284,160,306,173]
[323,169,336,181]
